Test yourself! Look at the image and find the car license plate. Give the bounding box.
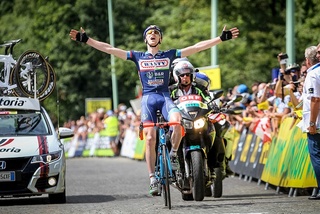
[0,171,15,182]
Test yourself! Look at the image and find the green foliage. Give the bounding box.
[1,0,320,125]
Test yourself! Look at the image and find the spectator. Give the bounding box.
[301,45,320,200]
[104,110,120,156]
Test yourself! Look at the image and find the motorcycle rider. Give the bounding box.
[169,60,211,101]
[169,60,233,180]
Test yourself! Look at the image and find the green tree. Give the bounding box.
[1,0,320,125]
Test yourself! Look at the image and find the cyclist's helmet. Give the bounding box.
[173,61,196,84]
[143,25,163,39]
[195,72,211,90]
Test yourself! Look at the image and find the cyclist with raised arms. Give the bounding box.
[69,24,239,196]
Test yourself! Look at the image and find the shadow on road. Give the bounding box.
[0,193,151,206]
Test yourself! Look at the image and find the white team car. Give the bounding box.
[0,96,73,203]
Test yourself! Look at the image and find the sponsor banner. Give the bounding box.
[261,118,317,188]
[63,132,114,158]
[85,98,111,116]
[120,129,137,158]
[229,127,248,174]
[245,133,265,179]
[133,135,146,160]
[224,126,238,159]
[196,65,221,90]
[230,126,271,179]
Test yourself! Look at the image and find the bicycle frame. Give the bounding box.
[139,121,185,209]
[0,40,54,100]
[0,48,17,91]
[156,125,174,180]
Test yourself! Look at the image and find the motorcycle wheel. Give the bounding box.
[191,150,205,201]
[213,167,223,198]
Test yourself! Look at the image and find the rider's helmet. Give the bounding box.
[143,25,163,40]
[173,61,196,85]
[195,72,211,90]
[170,57,189,72]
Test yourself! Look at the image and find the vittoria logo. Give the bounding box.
[0,97,26,107]
[0,139,20,152]
[0,147,21,153]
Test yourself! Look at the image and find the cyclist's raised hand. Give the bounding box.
[69,27,127,60]
[69,27,89,43]
[220,25,239,41]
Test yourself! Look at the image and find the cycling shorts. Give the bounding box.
[140,92,180,123]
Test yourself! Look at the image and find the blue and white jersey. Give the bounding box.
[127,49,181,95]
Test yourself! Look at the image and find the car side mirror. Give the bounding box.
[58,127,74,139]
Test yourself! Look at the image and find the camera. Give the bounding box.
[279,53,288,65]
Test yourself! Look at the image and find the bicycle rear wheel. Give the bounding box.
[13,50,50,98]
[161,144,171,209]
[37,62,56,101]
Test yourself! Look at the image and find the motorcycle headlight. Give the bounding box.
[194,118,206,129]
[31,150,62,164]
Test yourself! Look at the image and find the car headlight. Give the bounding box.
[31,150,62,164]
[194,118,206,129]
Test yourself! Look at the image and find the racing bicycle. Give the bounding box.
[0,39,56,101]
[139,118,185,209]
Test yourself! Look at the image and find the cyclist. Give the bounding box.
[69,24,239,196]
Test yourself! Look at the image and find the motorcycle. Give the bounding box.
[172,91,242,201]
[205,96,243,198]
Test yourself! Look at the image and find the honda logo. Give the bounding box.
[0,161,6,170]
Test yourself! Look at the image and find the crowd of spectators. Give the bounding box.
[63,51,310,154]
[63,103,141,156]
[225,53,308,140]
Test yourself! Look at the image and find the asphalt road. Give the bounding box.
[1,157,320,214]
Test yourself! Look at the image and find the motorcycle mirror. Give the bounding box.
[232,94,243,103]
[226,94,243,106]
[210,89,224,100]
[225,106,244,114]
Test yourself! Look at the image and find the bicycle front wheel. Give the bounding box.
[161,144,171,209]
[14,50,50,98]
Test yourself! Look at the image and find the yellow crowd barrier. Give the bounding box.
[230,117,317,189]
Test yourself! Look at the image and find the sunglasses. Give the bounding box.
[146,30,160,35]
[180,73,191,77]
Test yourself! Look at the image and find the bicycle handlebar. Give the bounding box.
[141,121,182,128]
[0,39,22,55]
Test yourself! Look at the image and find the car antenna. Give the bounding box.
[56,80,60,139]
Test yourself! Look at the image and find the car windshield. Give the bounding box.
[0,111,50,136]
